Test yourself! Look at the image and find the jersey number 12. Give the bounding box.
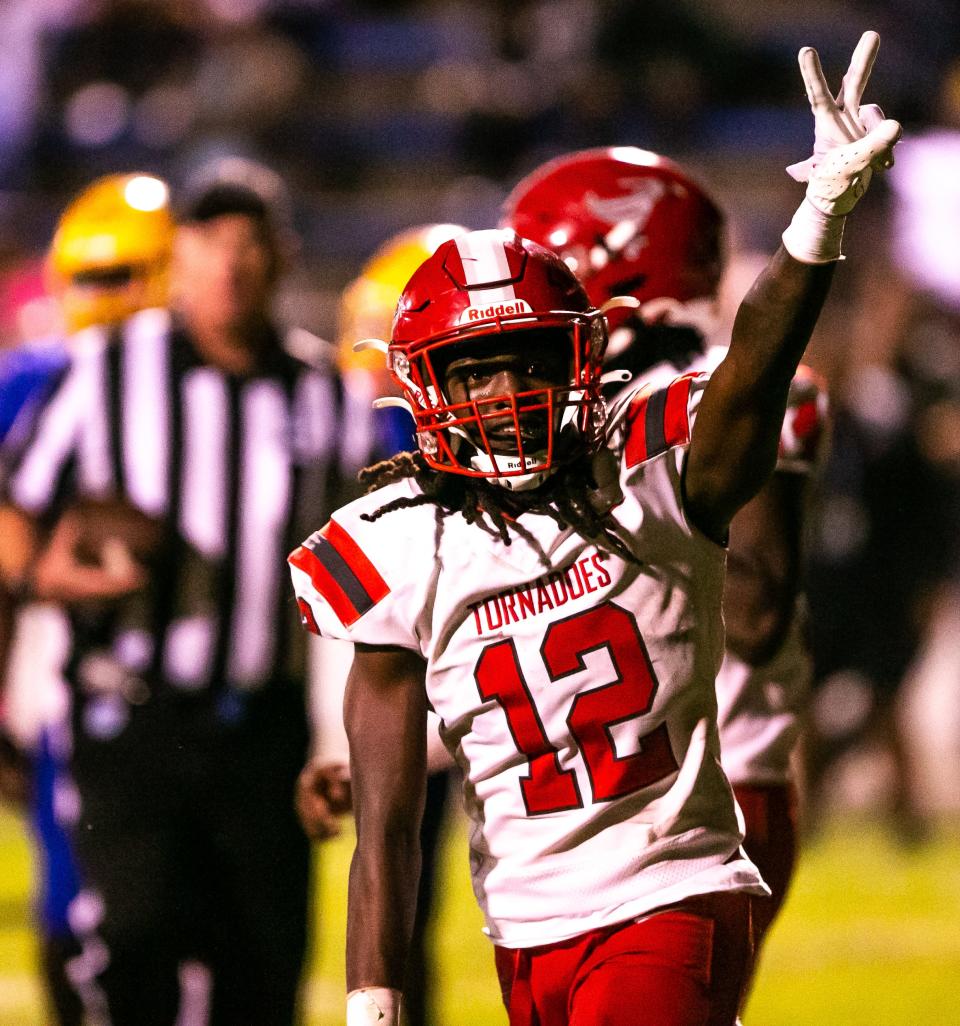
[474,601,679,815]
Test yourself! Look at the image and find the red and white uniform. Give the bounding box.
[621,349,827,788]
[290,373,766,949]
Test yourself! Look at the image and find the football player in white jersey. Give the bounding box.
[289,32,899,1026]
[501,146,828,974]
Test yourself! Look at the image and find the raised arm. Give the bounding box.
[344,642,429,1026]
[685,31,900,542]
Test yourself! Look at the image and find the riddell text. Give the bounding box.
[469,552,612,636]
[461,299,532,323]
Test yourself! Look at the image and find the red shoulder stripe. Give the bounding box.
[623,391,650,468]
[287,519,391,629]
[296,597,321,635]
[663,374,693,448]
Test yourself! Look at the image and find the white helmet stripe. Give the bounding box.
[455,229,518,307]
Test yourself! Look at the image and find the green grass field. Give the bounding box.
[1,808,958,1025]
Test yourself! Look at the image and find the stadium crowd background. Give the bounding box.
[0,0,957,343]
[0,0,959,1022]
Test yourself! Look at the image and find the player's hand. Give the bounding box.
[31,506,150,605]
[296,759,352,841]
[787,31,901,215]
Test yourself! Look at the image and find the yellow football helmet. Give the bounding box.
[47,173,175,332]
[337,224,466,383]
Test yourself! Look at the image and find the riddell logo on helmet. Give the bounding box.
[459,299,533,324]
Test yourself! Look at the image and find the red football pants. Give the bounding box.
[733,783,797,948]
[494,891,753,1026]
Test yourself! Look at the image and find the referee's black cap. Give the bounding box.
[178,156,297,256]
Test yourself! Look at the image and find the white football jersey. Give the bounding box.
[620,347,827,786]
[290,373,766,948]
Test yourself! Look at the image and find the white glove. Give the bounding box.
[347,987,402,1026]
[783,31,902,262]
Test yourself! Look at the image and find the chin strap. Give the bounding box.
[466,448,556,491]
[355,337,414,413]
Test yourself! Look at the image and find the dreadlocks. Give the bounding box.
[358,449,640,565]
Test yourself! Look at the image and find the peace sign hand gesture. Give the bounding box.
[787,31,902,216]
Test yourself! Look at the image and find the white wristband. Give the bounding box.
[346,987,402,1026]
[781,198,846,264]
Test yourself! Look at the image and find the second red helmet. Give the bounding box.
[501,147,724,325]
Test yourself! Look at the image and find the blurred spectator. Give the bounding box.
[0,0,954,315]
[802,60,960,833]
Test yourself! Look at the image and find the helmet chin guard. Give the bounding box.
[450,389,594,491]
[387,230,609,489]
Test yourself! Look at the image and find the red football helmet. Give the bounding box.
[387,229,607,490]
[501,147,724,331]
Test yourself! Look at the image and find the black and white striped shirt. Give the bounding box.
[3,307,347,698]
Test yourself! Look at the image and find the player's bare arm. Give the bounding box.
[686,250,833,543]
[344,643,428,1020]
[685,31,900,542]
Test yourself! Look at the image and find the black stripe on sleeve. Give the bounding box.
[303,534,376,617]
[644,386,669,459]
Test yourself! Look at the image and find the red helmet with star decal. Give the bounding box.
[384,228,608,490]
[500,147,724,331]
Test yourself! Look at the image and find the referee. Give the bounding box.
[0,160,345,1026]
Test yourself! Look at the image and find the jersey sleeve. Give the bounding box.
[607,371,720,547]
[288,496,423,652]
[777,364,828,474]
[615,371,707,470]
